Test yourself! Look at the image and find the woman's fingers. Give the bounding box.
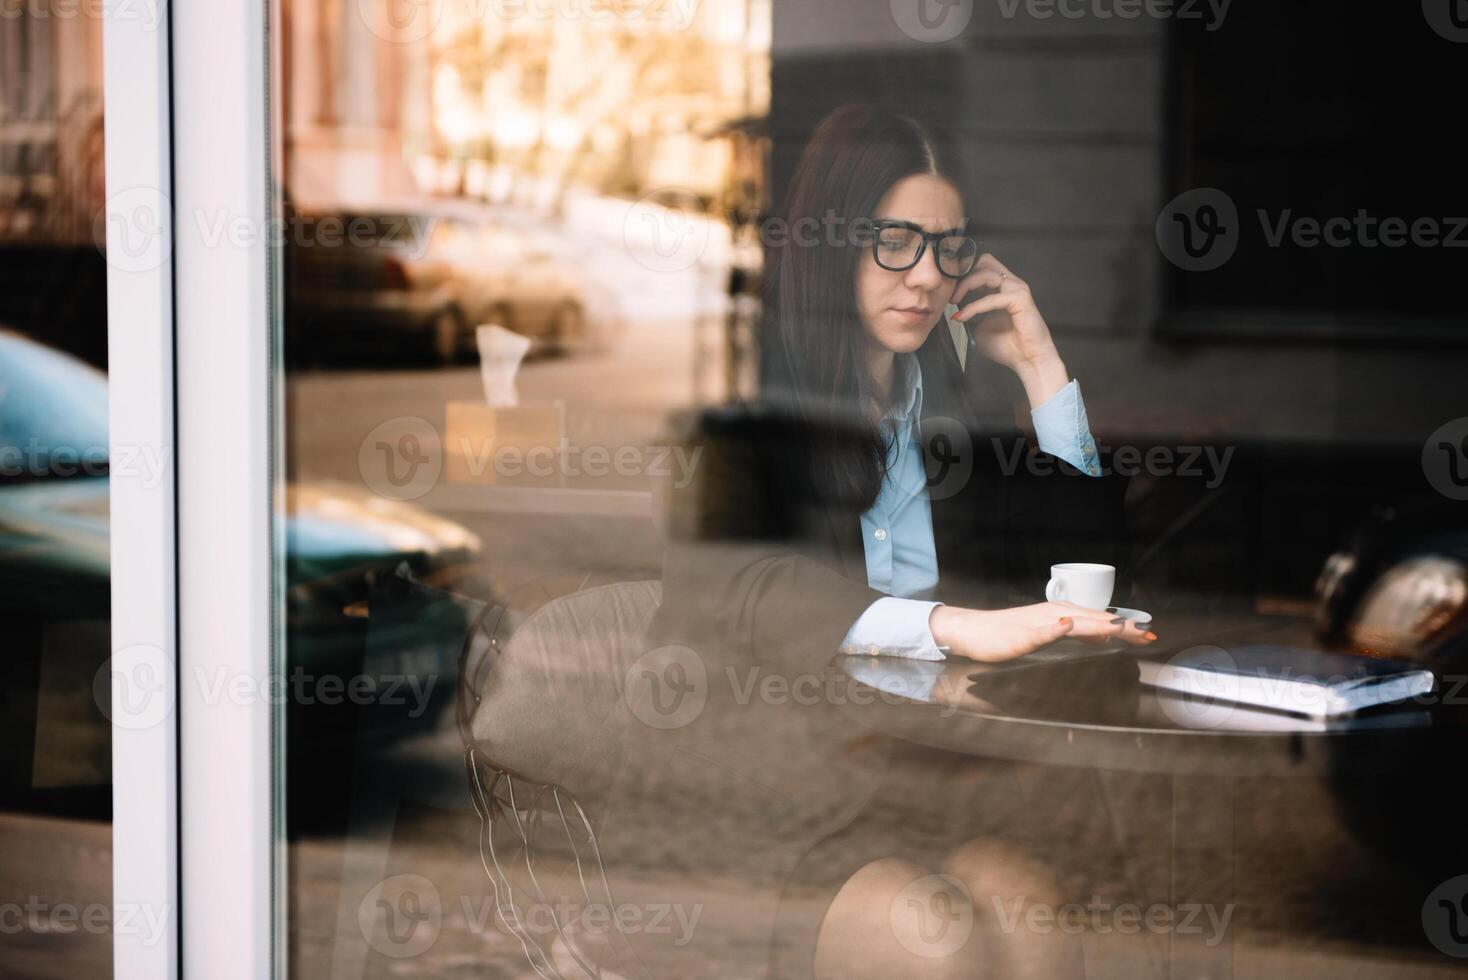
[1026,617,1073,650]
[945,603,1155,662]
[953,291,1019,323]
[977,252,1018,279]
[953,257,1026,301]
[1044,601,1115,622]
[1043,605,1151,642]
[1061,616,1127,639]
[951,269,1006,301]
[951,249,1035,322]
[1041,602,1158,645]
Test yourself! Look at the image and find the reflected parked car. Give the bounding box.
[0,329,484,817]
[286,203,589,365]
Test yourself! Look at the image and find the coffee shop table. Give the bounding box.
[831,612,1463,979]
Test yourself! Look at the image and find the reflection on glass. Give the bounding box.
[0,9,112,976]
[280,1,770,974]
[275,1,1468,978]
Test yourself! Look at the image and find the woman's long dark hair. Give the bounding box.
[763,104,961,511]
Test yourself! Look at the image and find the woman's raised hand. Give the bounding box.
[928,602,1157,664]
[948,253,1070,408]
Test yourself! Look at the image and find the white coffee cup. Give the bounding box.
[1044,563,1115,609]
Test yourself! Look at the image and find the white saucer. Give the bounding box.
[1106,606,1153,626]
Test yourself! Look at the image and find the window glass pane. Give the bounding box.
[0,8,112,977]
[278,4,769,974]
[274,3,1468,978]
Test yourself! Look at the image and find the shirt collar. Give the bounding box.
[883,352,924,425]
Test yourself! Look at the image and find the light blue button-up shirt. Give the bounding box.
[840,352,1100,660]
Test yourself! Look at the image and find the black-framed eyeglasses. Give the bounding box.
[867,219,980,279]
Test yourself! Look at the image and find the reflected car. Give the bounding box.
[286,204,589,365]
[0,329,483,816]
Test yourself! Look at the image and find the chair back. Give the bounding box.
[456,580,663,980]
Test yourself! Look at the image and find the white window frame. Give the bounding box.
[171,0,284,976]
[103,3,177,978]
[107,0,283,976]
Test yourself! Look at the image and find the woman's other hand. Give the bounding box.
[949,253,1070,408]
[929,602,1157,663]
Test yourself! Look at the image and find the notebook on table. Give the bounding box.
[1137,645,1435,719]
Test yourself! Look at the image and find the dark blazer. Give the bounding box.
[644,323,1128,679]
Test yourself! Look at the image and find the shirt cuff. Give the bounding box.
[842,656,947,704]
[1030,378,1101,476]
[839,596,946,661]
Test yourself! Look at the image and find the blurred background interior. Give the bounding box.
[3,0,1468,976]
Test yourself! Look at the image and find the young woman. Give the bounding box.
[627,104,1157,979]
